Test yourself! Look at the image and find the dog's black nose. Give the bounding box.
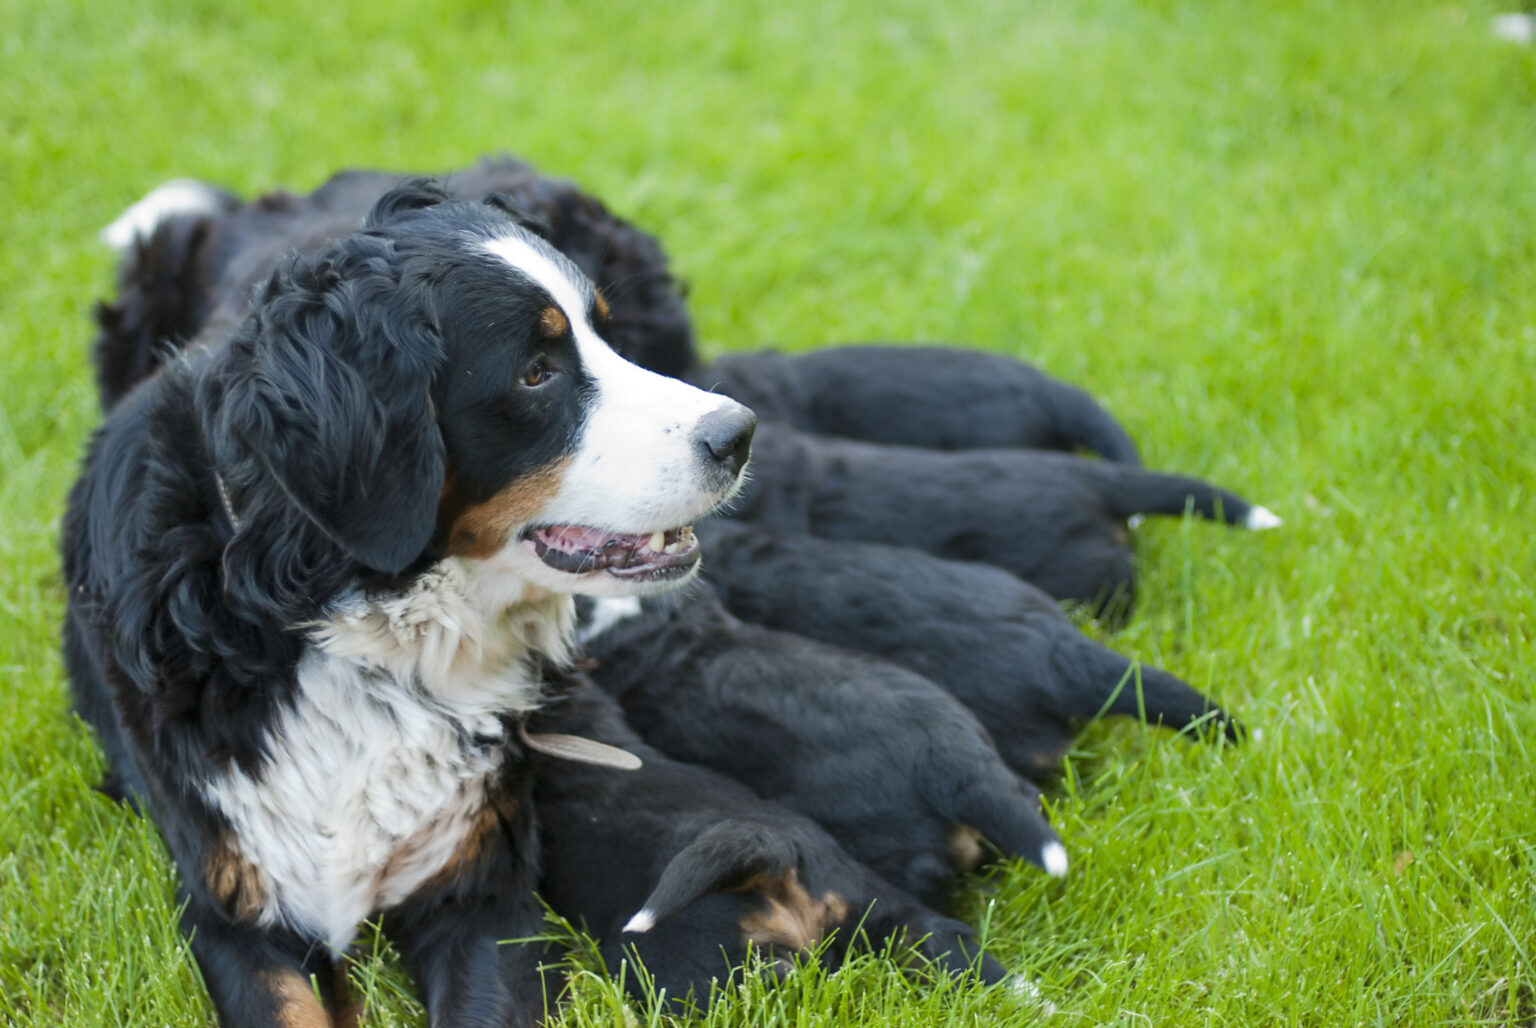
[695,403,757,477]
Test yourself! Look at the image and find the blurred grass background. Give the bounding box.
[3,0,1534,1024]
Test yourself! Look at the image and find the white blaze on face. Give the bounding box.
[479,233,748,594]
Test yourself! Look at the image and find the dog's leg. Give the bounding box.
[181,896,340,1028]
[388,888,547,1028]
[386,791,547,1028]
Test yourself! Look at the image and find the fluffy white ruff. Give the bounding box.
[310,558,574,711]
[202,558,572,951]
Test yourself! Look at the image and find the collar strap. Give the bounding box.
[517,720,642,771]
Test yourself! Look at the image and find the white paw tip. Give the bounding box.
[622,909,656,934]
[1041,841,1069,878]
[1245,505,1283,530]
[1126,514,1146,530]
[100,179,227,251]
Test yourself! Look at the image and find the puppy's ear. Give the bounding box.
[366,178,451,227]
[482,192,553,236]
[203,235,445,576]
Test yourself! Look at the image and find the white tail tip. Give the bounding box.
[99,179,228,252]
[1244,505,1283,530]
[1492,13,1536,44]
[622,908,656,934]
[1041,841,1069,878]
[1004,975,1056,1013]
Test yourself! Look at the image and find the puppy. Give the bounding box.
[530,674,1012,1009]
[580,586,1065,908]
[688,344,1140,462]
[725,421,1280,616]
[94,155,697,410]
[698,521,1238,779]
[65,181,754,1027]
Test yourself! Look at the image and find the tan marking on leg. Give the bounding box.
[331,960,363,1028]
[205,836,268,922]
[264,968,334,1028]
[947,823,985,873]
[539,305,569,338]
[446,459,570,559]
[736,869,850,951]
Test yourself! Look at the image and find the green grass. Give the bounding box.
[3,0,1534,1023]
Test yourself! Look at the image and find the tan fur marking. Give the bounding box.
[447,459,570,558]
[419,800,502,889]
[947,823,985,873]
[593,290,609,320]
[205,837,268,922]
[735,869,850,951]
[539,305,569,338]
[264,968,333,1028]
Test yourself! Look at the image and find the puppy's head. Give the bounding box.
[202,180,752,616]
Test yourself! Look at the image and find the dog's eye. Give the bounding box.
[521,359,555,388]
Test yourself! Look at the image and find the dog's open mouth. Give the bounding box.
[523,524,700,581]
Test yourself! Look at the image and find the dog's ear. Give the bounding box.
[366,178,452,227]
[203,235,445,577]
[481,192,553,236]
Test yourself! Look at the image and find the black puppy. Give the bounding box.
[580,586,1066,908]
[726,421,1281,615]
[688,344,1141,462]
[698,522,1238,779]
[530,674,1012,1009]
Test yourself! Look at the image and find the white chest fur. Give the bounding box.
[201,559,571,951]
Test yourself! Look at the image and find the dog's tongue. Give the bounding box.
[535,525,652,555]
[526,524,700,579]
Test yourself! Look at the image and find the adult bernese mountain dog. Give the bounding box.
[64,178,755,1027]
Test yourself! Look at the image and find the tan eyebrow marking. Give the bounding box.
[539,305,569,338]
[592,291,610,320]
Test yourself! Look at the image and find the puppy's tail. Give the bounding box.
[1053,638,1241,742]
[92,180,238,410]
[1103,466,1281,530]
[622,820,800,934]
[1045,380,1142,465]
[939,773,1068,879]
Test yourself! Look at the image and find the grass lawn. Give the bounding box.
[3,0,1534,1023]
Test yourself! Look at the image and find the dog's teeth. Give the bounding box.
[648,531,666,552]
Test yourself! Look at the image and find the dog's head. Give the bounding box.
[199,180,753,619]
